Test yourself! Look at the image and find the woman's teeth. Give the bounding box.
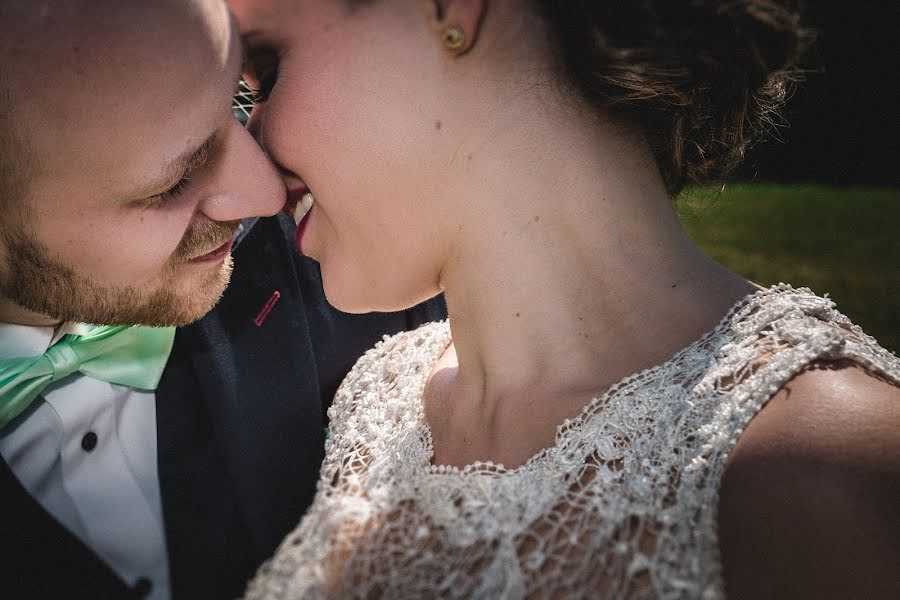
[294,192,315,225]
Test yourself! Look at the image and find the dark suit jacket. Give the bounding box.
[0,215,446,599]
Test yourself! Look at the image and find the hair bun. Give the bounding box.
[719,1,805,83]
[533,0,812,194]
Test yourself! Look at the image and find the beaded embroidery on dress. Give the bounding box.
[245,285,899,599]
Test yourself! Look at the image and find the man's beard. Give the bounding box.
[0,218,241,327]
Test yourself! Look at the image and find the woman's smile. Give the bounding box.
[290,189,315,254]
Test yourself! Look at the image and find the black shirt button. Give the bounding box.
[132,576,153,598]
[81,431,98,452]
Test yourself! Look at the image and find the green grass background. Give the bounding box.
[677,184,898,353]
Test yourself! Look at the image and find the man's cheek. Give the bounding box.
[84,234,177,282]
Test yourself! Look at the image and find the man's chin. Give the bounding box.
[131,257,234,327]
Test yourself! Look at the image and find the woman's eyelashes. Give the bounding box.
[251,70,278,103]
[243,46,280,104]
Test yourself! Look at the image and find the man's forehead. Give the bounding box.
[3,0,230,76]
[3,0,240,196]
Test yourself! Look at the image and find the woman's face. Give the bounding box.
[229,0,468,313]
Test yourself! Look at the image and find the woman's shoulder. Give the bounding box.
[678,284,899,597]
[707,284,899,505]
[718,359,900,598]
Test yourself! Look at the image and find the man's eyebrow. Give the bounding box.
[182,133,216,176]
[146,133,217,196]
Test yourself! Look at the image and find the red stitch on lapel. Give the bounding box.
[253,291,281,327]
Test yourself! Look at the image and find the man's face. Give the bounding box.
[0,0,286,327]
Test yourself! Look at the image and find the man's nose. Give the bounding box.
[196,118,286,222]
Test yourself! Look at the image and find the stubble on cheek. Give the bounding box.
[0,218,242,327]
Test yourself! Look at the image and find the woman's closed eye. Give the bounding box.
[243,46,280,103]
[250,70,278,103]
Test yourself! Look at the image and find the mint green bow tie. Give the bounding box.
[0,325,176,429]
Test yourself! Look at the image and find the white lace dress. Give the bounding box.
[245,285,899,599]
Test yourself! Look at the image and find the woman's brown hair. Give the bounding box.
[530,0,813,195]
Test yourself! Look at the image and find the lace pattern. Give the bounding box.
[245,285,899,599]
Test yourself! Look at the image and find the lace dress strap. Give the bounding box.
[685,285,900,597]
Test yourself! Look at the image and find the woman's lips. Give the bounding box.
[294,197,314,254]
[284,186,309,218]
[287,187,315,254]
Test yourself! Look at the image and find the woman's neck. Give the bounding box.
[427,104,757,468]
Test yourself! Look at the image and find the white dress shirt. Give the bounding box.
[0,321,171,600]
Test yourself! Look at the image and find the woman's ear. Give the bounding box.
[422,0,487,56]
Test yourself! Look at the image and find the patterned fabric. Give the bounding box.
[245,285,899,599]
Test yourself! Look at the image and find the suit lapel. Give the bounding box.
[188,249,325,555]
[158,217,325,599]
[156,325,251,599]
[0,454,136,598]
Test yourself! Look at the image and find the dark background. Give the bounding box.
[736,1,899,186]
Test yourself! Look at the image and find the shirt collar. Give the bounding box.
[0,321,94,361]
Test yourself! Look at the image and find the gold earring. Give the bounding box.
[442,26,466,52]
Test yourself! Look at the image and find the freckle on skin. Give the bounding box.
[435,120,442,130]
[533,216,540,223]
[466,154,473,161]
[515,312,521,318]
